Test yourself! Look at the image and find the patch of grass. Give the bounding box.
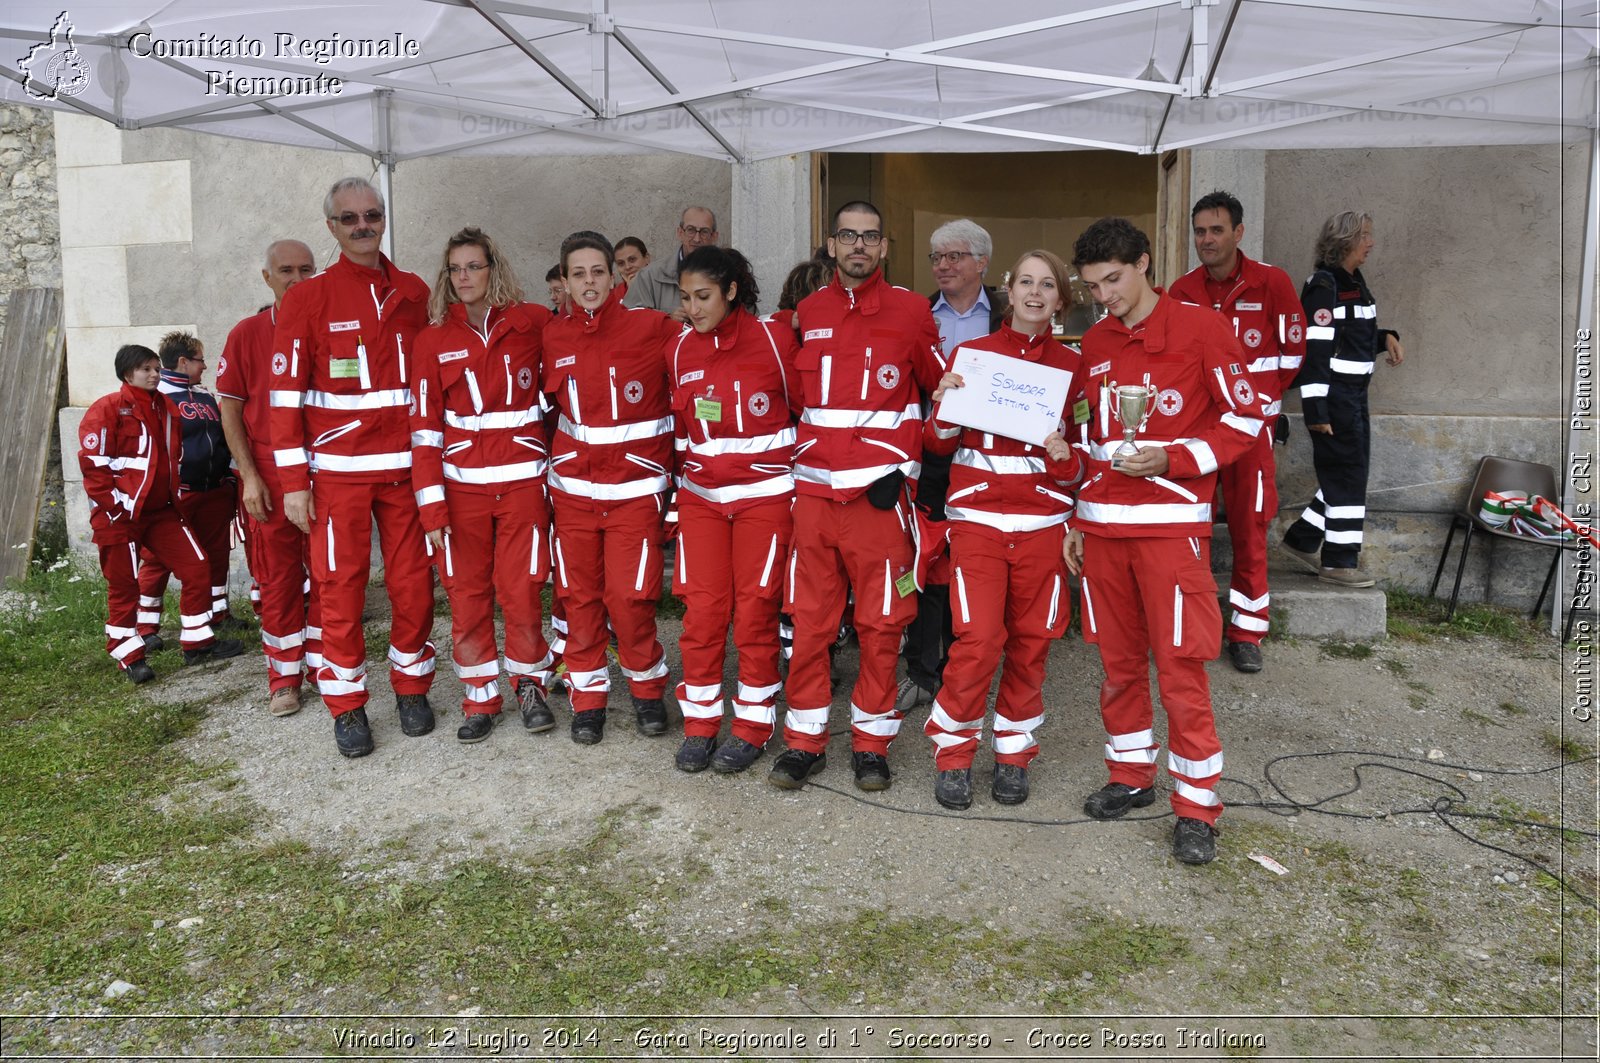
[1378,656,1409,674]
[1460,707,1503,727]
[1541,730,1595,762]
[1498,700,1529,717]
[1320,641,1374,660]
[1385,588,1541,645]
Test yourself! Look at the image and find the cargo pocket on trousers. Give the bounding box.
[1171,558,1222,660]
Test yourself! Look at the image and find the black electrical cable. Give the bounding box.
[803,730,1599,909]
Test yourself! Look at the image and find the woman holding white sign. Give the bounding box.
[921,250,1084,809]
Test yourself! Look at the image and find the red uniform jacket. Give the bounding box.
[1074,293,1268,539]
[927,324,1085,535]
[667,306,803,513]
[541,288,680,505]
[268,253,431,493]
[78,383,181,545]
[792,269,945,501]
[410,300,553,532]
[1166,251,1305,417]
[214,306,275,466]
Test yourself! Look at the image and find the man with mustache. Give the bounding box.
[269,176,437,757]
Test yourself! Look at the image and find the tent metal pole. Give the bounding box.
[1556,124,1598,638]
[375,89,396,262]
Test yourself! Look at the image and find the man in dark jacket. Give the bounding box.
[137,331,239,645]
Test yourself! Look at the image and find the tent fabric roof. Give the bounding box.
[3,1,1596,162]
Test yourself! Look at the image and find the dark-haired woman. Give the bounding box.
[412,227,554,744]
[78,344,242,681]
[667,247,803,774]
[542,233,682,745]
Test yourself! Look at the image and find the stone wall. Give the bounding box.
[0,103,66,557]
[0,104,62,338]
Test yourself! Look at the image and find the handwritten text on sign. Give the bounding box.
[935,345,1071,446]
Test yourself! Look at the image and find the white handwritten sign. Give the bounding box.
[935,345,1071,446]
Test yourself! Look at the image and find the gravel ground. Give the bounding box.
[143,582,1599,1062]
[12,574,1597,1060]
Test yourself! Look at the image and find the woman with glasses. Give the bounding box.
[411,227,555,744]
[666,246,803,774]
[921,250,1084,809]
[542,232,683,745]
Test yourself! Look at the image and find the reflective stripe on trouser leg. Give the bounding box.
[675,680,726,738]
[1220,431,1275,645]
[728,499,790,748]
[100,541,146,668]
[673,500,734,736]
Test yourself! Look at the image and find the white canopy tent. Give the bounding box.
[3,0,1597,631]
[1,1,1594,163]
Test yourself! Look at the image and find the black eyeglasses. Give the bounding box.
[331,209,385,226]
[833,229,884,247]
[928,251,975,265]
[680,224,716,239]
[446,262,489,277]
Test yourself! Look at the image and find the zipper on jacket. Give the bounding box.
[503,354,513,405]
[464,368,484,414]
[734,381,744,433]
[397,334,407,386]
[356,336,372,389]
[820,355,832,405]
[608,366,619,420]
[861,348,872,400]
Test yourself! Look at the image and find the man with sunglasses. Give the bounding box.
[768,200,946,794]
[622,206,718,319]
[269,176,437,758]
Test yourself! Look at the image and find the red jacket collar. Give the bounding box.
[331,252,429,302]
[575,286,628,334]
[705,305,750,349]
[995,321,1051,360]
[445,300,540,334]
[829,268,885,314]
[1100,289,1174,353]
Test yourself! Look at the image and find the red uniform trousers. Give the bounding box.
[1219,429,1277,646]
[924,525,1069,770]
[242,464,322,693]
[136,486,235,632]
[672,495,791,746]
[437,482,553,717]
[310,478,436,718]
[100,505,216,667]
[783,493,918,756]
[550,493,668,711]
[1079,534,1225,825]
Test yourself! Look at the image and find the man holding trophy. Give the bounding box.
[1062,218,1270,866]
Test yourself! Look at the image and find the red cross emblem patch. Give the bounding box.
[1232,377,1256,407]
[1313,308,1333,327]
[1243,328,1262,348]
[1156,388,1183,416]
[876,363,900,390]
[623,380,644,404]
[748,391,771,416]
[271,352,288,375]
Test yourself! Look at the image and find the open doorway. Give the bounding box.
[816,150,1170,321]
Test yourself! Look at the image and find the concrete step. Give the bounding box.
[1261,566,1388,641]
